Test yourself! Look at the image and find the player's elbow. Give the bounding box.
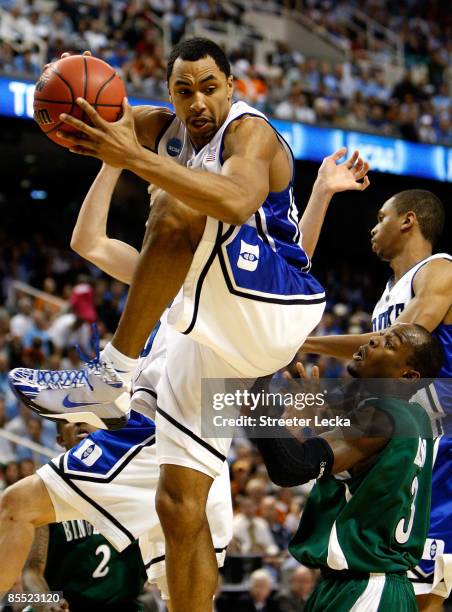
[220,195,256,225]
[70,233,87,256]
[266,468,307,488]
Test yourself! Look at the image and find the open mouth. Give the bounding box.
[190,117,211,130]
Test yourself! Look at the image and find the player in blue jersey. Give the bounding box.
[302,189,452,611]
[9,38,370,610]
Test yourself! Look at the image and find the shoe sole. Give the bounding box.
[10,387,129,431]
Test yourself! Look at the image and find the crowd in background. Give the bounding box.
[0,0,450,144]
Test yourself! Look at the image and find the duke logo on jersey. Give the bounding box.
[372,303,405,331]
[237,240,259,272]
[73,439,103,466]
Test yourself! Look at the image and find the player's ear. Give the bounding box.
[167,82,173,104]
[227,75,233,100]
[402,369,420,379]
[400,211,416,233]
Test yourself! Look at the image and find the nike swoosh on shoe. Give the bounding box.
[62,395,111,409]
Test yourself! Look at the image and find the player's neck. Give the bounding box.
[390,241,432,282]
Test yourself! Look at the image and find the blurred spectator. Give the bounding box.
[274,86,316,124]
[237,568,281,612]
[10,297,33,338]
[231,458,253,502]
[274,566,315,612]
[0,395,15,465]
[21,310,52,357]
[246,477,269,509]
[259,496,292,553]
[232,496,279,556]
[4,460,20,487]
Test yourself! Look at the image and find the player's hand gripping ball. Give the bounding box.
[33,55,127,148]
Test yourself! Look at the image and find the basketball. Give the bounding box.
[33,55,126,148]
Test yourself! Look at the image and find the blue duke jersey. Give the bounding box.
[155,100,311,271]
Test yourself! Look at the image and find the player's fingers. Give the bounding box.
[60,52,71,59]
[282,369,293,380]
[346,150,359,168]
[330,147,347,161]
[360,176,370,190]
[57,128,98,149]
[311,365,320,379]
[119,97,133,123]
[295,362,307,378]
[82,50,92,56]
[352,157,365,176]
[75,97,107,128]
[59,113,99,139]
[355,161,370,179]
[69,145,98,156]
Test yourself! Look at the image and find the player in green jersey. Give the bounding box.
[22,421,147,612]
[251,323,443,612]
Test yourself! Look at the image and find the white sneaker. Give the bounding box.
[8,360,130,430]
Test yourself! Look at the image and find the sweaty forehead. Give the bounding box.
[169,56,225,86]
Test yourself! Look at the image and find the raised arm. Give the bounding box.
[299,148,370,259]
[70,164,140,284]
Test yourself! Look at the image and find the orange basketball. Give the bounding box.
[33,55,127,148]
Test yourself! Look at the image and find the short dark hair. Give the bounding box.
[166,37,231,82]
[405,324,444,378]
[392,190,444,246]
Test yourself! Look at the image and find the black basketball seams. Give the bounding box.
[81,55,88,127]
[34,98,122,108]
[93,70,117,108]
[50,65,75,117]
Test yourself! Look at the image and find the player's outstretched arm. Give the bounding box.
[71,164,139,285]
[301,332,374,360]
[299,148,370,259]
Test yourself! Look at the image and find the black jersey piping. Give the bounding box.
[48,460,136,545]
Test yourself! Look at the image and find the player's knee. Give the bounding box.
[0,475,50,525]
[156,486,205,538]
[0,484,26,522]
[147,191,206,249]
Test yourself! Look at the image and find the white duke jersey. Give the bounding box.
[154,101,310,271]
[372,253,452,433]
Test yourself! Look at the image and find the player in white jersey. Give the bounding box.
[301,189,452,611]
[8,38,370,610]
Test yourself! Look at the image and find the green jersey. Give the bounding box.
[44,520,146,611]
[289,398,433,574]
